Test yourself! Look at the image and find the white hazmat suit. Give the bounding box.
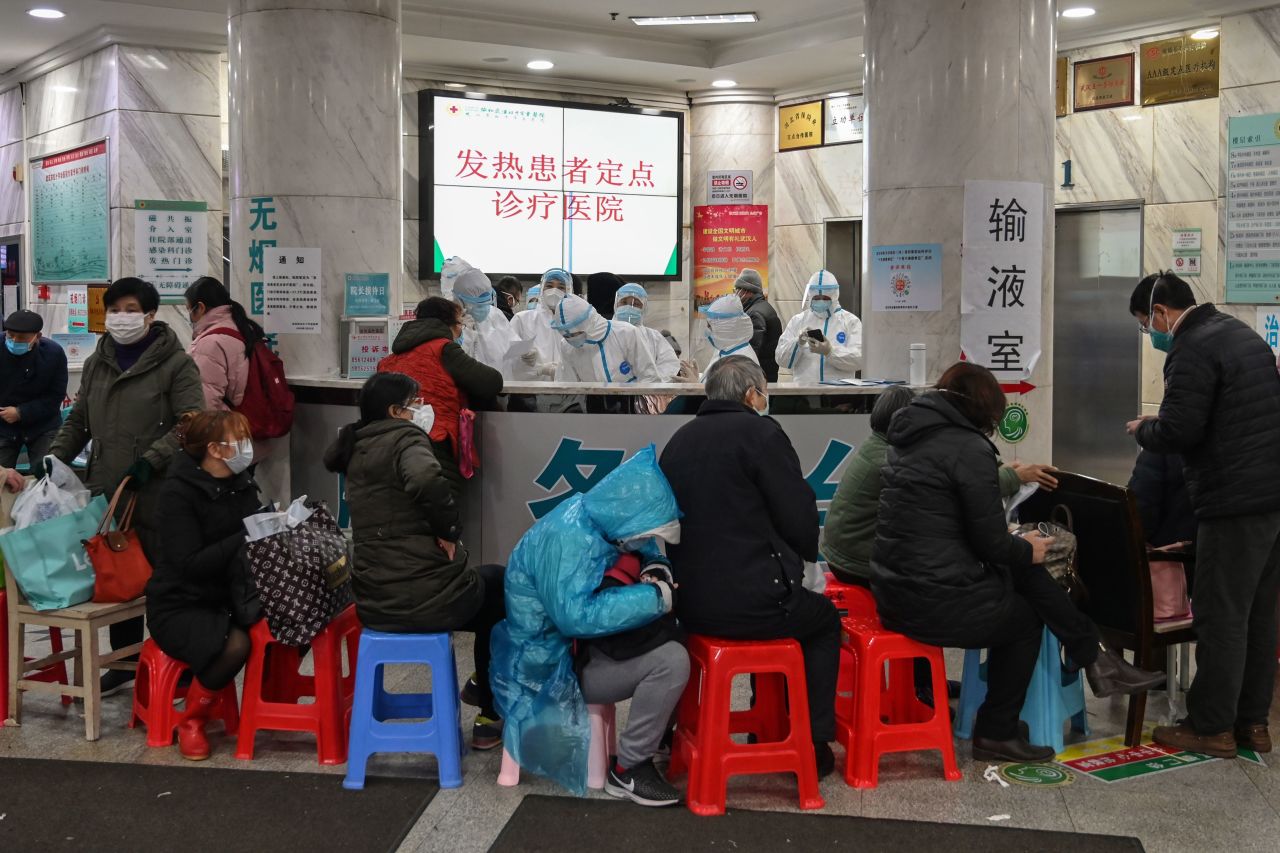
[510,268,572,381]
[775,270,863,384]
[453,267,516,376]
[699,293,760,381]
[551,293,660,384]
[613,283,681,382]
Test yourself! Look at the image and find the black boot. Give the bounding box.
[1085,645,1166,698]
[972,734,1055,763]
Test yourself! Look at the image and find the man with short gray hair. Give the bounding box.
[659,356,839,778]
[734,269,782,382]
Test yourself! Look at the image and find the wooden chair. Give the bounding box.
[5,564,146,741]
[1019,472,1195,747]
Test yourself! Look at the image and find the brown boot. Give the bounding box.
[1153,723,1237,759]
[177,682,217,761]
[1235,724,1272,754]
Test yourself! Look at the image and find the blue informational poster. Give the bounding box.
[31,141,109,283]
[343,272,391,317]
[1227,113,1280,303]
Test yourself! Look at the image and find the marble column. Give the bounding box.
[863,0,1055,461]
[689,90,775,368]
[228,0,402,378]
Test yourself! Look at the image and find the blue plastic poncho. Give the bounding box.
[490,445,680,795]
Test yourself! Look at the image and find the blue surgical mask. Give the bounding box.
[810,298,834,317]
[615,306,643,326]
[1150,328,1173,353]
[755,390,770,416]
[469,303,492,324]
[5,339,31,356]
[564,331,588,349]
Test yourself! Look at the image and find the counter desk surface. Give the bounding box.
[289,375,918,397]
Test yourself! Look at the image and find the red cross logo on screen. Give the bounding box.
[449,105,459,114]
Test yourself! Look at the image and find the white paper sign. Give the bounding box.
[825,95,865,144]
[264,248,322,335]
[135,206,208,300]
[67,284,88,332]
[346,320,388,378]
[707,170,753,204]
[1258,306,1280,355]
[960,180,1045,380]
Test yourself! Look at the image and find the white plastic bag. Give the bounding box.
[243,495,314,542]
[8,456,91,530]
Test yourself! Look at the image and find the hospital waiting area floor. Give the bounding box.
[2,630,1279,853]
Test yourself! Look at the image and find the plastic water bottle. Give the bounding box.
[909,343,927,386]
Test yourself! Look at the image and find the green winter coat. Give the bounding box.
[49,322,204,534]
[324,418,481,632]
[822,431,1024,582]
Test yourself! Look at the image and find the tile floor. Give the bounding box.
[2,630,1277,853]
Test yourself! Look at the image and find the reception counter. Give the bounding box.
[288,376,910,564]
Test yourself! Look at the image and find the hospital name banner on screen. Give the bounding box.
[693,205,768,305]
[424,93,683,279]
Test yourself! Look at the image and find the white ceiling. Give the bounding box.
[0,0,1272,93]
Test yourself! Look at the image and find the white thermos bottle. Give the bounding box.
[909,343,927,386]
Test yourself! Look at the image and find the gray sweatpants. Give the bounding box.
[579,641,690,769]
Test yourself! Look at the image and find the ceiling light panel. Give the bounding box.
[631,13,758,26]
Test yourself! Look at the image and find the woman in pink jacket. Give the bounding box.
[184,277,261,412]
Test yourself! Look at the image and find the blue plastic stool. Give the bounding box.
[343,630,463,790]
[954,626,1090,753]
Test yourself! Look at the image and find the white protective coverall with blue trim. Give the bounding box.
[490,446,680,795]
[453,267,517,377]
[511,268,573,381]
[551,293,660,384]
[699,293,760,381]
[613,283,681,382]
[775,270,863,383]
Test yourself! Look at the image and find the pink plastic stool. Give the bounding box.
[498,703,616,789]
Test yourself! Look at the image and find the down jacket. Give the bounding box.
[324,418,472,632]
[490,447,673,796]
[1135,304,1280,520]
[189,305,249,411]
[870,392,1033,644]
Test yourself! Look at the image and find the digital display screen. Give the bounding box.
[422,93,683,279]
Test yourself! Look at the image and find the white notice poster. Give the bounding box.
[134,204,209,301]
[264,248,322,335]
[960,180,1045,380]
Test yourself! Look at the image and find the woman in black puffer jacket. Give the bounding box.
[871,363,1164,763]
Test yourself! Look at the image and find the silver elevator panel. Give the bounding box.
[1052,208,1143,486]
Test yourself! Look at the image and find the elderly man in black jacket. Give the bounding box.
[1129,272,1280,758]
[659,355,839,777]
[734,269,782,382]
[0,310,68,468]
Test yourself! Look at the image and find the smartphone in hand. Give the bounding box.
[805,329,826,343]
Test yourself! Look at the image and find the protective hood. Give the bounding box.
[582,445,682,543]
[701,293,754,354]
[441,256,474,297]
[614,283,647,326]
[540,267,573,289]
[527,284,542,307]
[550,293,609,342]
[804,269,841,315]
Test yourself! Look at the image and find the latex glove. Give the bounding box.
[537,362,558,379]
[641,575,675,614]
[520,350,539,366]
[640,561,674,587]
[124,459,154,488]
[676,359,700,382]
[807,337,833,356]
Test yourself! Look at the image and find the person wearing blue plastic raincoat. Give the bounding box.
[614,283,682,382]
[550,293,660,384]
[490,446,683,797]
[775,270,863,383]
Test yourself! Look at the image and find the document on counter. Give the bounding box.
[504,338,536,360]
[822,378,907,386]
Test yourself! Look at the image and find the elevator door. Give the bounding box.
[1052,208,1142,485]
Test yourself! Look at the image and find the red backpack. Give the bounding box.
[203,328,295,440]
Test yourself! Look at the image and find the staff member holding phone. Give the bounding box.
[776,270,863,384]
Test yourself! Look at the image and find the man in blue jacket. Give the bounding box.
[0,310,68,468]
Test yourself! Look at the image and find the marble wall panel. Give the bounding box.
[1055,105,1154,204]
[1222,9,1280,90]
[1150,99,1219,204]
[774,144,862,227]
[0,143,22,227]
[771,224,823,305]
[117,112,222,210]
[118,48,220,117]
[690,133,774,208]
[25,112,116,162]
[0,223,21,240]
[404,134,419,221]
[691,103,774,138]
[0,88,21,147]
[24,47,119,137]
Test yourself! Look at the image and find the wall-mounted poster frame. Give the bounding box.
[30,138,110,284]
[778,100,824,151]
[1073,53,1135,112]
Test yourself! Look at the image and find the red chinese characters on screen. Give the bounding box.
[458,150,657,222]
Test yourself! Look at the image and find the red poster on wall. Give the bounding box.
[693,204,769,307]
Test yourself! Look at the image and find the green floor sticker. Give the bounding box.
[1000,763,1074,787]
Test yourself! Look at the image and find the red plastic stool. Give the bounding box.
[822,574,878,621]
[129,639,239,747]
[2,591,73,725]
[667,635,825,816]
[836,616,961,789]
[235,605,360,765]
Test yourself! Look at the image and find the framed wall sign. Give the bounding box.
[778,100,824,151]
[1074,53,1135,112]
[1140,34,1219,106]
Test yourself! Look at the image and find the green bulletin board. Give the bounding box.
[30,140,110,283]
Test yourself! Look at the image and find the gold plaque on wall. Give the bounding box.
[1056,56,1069,117]
[1140,34,1220,106]
[778,100,823,151]
[1074,53,1135,111]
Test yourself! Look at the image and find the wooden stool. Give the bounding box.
[1,590,74,725]
[5,565,145,741]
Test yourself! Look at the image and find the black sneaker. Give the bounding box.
[99,669,135,699]
[814,742,836,779]
[460,673,481,707]
[605,758,681,807]
[472,715,503,750]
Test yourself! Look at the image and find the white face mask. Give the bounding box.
[106,312,149,345]
[410,404,436,435]
[221,439,254,474]
[541,288,566,312]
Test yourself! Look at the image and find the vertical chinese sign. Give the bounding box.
[960,180,1045,381]
[135,200,208,301]
[693,205,768,306]
[264,248,322,335]
[246,196,277,318]
[1226,114,1280,303]
[1257,306,1280,356]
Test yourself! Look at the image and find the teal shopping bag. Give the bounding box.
[0,495,105,610]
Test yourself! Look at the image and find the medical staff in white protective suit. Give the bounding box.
[613,283,682,382]
[452,266,517,375]
[551,293,660,384]
[699,293,759,381]
[510,268,572,381]
[775,270,863,384]
[525,285,541,311]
